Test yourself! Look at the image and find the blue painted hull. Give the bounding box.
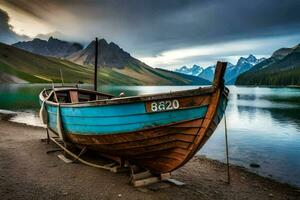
[46,102,209,135]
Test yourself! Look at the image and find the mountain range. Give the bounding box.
[67,39,150,70]
[12,37,83,58]
[175,55,265,84]
[236,44,300,86]
[225,55,265,84]
[4,36,300,86]
[0,37,211,85]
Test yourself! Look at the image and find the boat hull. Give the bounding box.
[45,89,227,173]
[40,62,228,173]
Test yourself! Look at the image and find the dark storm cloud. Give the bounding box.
[2,0,300,55]
[0,9,17,43]
[1,0,300,67]
[0,8,28,43]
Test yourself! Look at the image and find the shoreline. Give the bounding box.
[233,84,300,88]
[1,111,299,188]
[0,119,299,199]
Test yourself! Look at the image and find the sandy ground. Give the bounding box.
[0,120,299,200]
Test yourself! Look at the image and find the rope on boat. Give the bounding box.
[39,101,48,124]
[39,89,51,125]
[49,136,112,171]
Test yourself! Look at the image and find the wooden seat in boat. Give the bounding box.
[69,91,79,103]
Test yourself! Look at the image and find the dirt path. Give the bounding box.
[0,120,299,200]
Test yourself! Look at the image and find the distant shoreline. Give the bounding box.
[233,84,300,88]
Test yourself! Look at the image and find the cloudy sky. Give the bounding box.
[0,0,300,69]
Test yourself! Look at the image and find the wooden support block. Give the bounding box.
[160,173,171,180]
[57,154,73,164]
[132,176,160,187]
[131,170,152,180]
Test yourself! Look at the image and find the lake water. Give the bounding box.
[0,84,299,187]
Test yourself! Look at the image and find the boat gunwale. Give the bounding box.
[46,103,210,118]
[40,86,217,108]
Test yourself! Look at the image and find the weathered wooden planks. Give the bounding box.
[39,61,229,174]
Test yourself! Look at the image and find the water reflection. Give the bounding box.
[201,86,300,187]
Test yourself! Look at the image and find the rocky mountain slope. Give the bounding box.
[0,42,93,83]
[224,55,265,84]
[68,39,148,69]
[0,42,210,85]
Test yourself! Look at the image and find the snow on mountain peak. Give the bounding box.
[174,54,265,84]
[175,64,203,76]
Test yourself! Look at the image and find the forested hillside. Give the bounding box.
[236,44,300,86]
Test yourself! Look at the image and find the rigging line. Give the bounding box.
[224,111,230,184]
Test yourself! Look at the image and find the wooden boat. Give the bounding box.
[39,62,229,174]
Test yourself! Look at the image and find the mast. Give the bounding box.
[59,68,64,86]
[94,37,98,91]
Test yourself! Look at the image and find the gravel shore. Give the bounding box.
[0,120,299,200]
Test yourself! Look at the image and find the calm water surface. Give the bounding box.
[0,84,299,187]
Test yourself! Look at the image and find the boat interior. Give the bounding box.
[43,88,114,104]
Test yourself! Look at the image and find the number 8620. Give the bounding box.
[150,99,180,112]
